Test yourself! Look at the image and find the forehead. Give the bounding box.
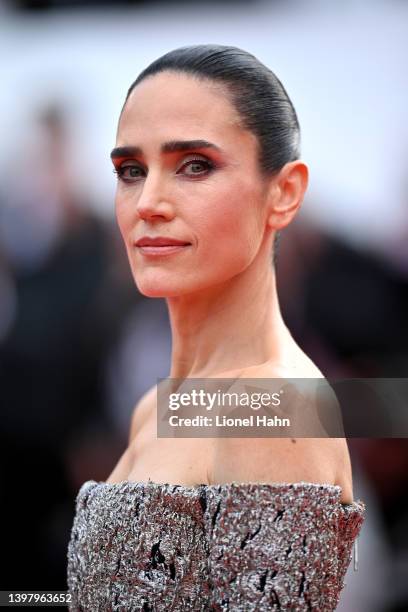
[117,71,252,148]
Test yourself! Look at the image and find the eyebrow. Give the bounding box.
[110,139,221,160]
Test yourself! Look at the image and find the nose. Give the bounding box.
[135,171,175,222]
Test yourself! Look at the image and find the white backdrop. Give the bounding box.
[1,0,407,251]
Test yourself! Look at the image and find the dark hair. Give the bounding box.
[122,44,301,266]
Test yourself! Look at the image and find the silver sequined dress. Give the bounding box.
[66,480,365,611]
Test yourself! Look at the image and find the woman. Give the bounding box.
[67,44,365,611]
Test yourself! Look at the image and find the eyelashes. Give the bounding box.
[112,166,143,181]
[113,158,215,183]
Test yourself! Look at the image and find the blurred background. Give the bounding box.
[0,0,407,609]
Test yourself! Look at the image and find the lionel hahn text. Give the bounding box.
[168,414,291,427]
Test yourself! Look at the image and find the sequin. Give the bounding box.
[66,480,365,611]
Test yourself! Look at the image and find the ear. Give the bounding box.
[265,160,309,230]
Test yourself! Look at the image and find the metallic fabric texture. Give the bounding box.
[67,480,365,611]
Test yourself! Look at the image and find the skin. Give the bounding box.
[113,70,307,378]
[108,70,354,503]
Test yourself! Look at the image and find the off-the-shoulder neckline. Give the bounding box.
[80,479,365,511]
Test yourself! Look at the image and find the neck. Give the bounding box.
[166,249,293,378]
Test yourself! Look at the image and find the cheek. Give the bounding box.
[114,195,139,277]
[198,184,262,265]
[115,193,132,242]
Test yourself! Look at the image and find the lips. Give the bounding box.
[135,236,191,247]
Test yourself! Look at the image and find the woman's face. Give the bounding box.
[113,70,272,298]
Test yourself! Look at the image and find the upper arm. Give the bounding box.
[333,437,354,503]
[128,385,156,445]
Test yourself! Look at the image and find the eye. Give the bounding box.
[179,158,214,177]
[113,164,145,182]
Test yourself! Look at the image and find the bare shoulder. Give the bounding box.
[257,358,354,503]
[213,357,354,503]
[128,385,157,444]
[105,386,156,484]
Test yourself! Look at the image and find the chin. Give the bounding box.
[132,271,195,298]
[131,259,248,299]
